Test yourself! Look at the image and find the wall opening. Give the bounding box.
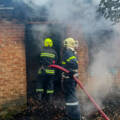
[25,22,67,101]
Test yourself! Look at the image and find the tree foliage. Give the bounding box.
[98,0,120,23]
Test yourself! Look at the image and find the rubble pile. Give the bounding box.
[6,90,120,120]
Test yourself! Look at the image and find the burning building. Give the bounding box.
[0,0,120,119]
[0,0,88,116]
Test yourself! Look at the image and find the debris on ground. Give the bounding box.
[1,91,120,120]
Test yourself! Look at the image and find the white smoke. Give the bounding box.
[19,0,120,114]
[82,29,120,114]
[31,24,50,48]
[92,0,101,5]
[22,0,50,7]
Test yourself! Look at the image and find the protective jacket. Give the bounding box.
[62,48,78,73]
[38,47,57,75]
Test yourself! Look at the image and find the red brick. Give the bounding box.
[0,20,26,109]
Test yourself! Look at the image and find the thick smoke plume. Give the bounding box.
[31,24,50,49]
[18,0,120,114]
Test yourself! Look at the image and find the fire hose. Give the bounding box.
[49,64,110,120]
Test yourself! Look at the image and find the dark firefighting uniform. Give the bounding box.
[36,47,57,101]
[62,48,81,120]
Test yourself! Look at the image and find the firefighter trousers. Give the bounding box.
[36,74,55,101]
[63,77,81,120]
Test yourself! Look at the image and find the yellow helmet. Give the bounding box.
[64,37,76,49]
[44,38,53,47]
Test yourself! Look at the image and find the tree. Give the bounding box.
[98,0,120,23]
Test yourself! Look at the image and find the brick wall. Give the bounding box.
[77,40,88,84]
[0,20,27,111]
[115,71,120,88]
[0,21,89,112]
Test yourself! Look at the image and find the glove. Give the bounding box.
[67,71,75,78]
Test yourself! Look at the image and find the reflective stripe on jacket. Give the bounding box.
[46,90,54,94]
[38,68,55,75]
[36,88,44,92]
[40,53,55,58]
[65,101,79,106]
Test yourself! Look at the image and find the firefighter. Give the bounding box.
[62,38,81,120]
[36,38,57,103]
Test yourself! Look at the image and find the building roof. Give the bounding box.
[0,0,48,22]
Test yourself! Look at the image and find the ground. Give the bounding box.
[4,89,120,120]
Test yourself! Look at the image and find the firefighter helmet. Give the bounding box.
[63,37,76,49]
[44,38,53,47]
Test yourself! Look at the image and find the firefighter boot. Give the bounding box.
[60,117,69,120]
[47,94,53,103]
[66,105,81,120]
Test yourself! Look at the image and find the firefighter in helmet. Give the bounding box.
[36,38,57,102]
[62,38,81,120]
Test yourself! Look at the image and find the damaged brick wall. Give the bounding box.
[0,20,27,111]
[0,21,89,113]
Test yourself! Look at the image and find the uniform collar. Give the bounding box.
[67,47,75,51]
